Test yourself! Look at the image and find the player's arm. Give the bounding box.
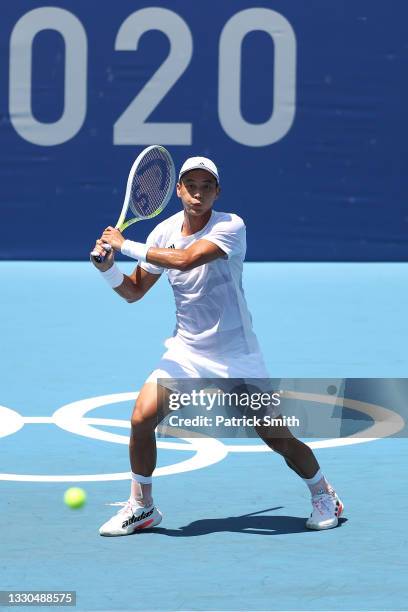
[91,237,160,303]
[145,240,225,271]
[114,265,161,303]
[100,228,226,271]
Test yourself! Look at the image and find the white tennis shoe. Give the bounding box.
[99,499,162,536]
[306,493,344,530]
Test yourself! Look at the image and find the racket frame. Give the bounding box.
[115,144,176,232]
[92,145,175,260]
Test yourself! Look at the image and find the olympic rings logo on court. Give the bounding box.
[0,391,404,482]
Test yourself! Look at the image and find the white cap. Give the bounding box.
[178,156,219,183]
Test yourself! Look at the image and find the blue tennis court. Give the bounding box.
[2,2,408,610]
[1,261,407,611]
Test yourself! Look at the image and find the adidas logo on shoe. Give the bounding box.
[122,508,154,529]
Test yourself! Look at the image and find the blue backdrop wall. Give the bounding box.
[1,1,407,261]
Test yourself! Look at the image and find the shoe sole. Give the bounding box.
[100,509,163,537]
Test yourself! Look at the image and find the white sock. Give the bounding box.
[303,469,335,497]
[130,472,153,507]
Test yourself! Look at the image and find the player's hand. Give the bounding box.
[101,227,125,252]
[90,239,114,271]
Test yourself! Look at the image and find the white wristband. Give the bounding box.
[100,263,124,288]
[121,239,149,262]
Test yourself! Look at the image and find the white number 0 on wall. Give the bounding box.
[8,7,296,147]
[219,9,296,147]
[9,7,87,146]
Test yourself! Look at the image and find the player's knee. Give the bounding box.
[265,437,292,457]
[130,400,157,430]
[130,412,156,432]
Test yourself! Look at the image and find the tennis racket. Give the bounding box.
[91,145,175,262]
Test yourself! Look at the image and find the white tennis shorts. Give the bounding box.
[146,336,270,382]
[146,337,282,421]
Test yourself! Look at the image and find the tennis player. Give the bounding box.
[91,156,344,536]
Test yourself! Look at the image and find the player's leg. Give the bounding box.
[256,420,319,477]
[255,420,344,530]
[99,382,168,536]
[128,382,172,503]
[129,382,161,476]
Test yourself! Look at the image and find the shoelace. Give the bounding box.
[107,500,150,516]
[106,500,134,515]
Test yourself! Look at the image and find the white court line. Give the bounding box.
[0,395,228,482]
[0,390,405,482]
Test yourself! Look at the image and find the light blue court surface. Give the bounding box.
[1,262,408,612]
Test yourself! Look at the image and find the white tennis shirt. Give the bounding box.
[141,209,261,357]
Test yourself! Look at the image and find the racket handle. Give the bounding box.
[91,242,112,263]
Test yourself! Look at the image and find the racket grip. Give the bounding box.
[91,242,112,263]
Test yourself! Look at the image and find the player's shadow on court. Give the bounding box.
[146,507,347,537]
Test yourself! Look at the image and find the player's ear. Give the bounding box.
[176,182,182,198]
[215,185,221,199]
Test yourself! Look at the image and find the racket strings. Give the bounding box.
[129,148,173,218]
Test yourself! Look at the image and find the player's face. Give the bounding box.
[177,169,220,216]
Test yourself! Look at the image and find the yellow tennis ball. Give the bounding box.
[64,487,87,509]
